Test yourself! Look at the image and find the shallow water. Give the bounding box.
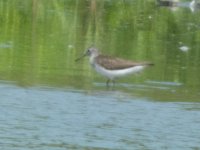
[0,83,199,150]
[0,0,200,149]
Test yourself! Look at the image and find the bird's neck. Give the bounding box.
[89,55,98,67]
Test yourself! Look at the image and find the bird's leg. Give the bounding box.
[106,79,110,87]
[112,80,115,87]
[107,80,115,90]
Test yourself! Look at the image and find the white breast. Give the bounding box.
[93,63,146,80]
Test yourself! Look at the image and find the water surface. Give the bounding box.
[0,0,200,149]
[0,83,200,150]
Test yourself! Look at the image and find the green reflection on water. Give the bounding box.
[0,0,199,101]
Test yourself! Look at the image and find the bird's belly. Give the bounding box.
[93,64,145,79]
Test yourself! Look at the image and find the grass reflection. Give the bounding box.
[0,0,199,101]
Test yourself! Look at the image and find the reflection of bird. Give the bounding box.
[190,0,196,11]
[190,0,196,6]
[76,47,154,86]
[190,0,200,12]
[157,0,200,12]
[157,0,179,7]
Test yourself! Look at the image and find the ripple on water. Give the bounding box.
[0,83,200,150]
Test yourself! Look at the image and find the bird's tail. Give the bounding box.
[143,62,154,66]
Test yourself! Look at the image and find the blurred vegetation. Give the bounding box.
[0,0,199,100]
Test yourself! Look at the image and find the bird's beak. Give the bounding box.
[75,53,87,62]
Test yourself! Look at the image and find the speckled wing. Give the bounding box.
[95,55,153,70]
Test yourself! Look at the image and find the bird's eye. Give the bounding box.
[87,49,91,54]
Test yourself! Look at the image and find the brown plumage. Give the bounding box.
[95,55,154,70]
[75,47,154,87]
